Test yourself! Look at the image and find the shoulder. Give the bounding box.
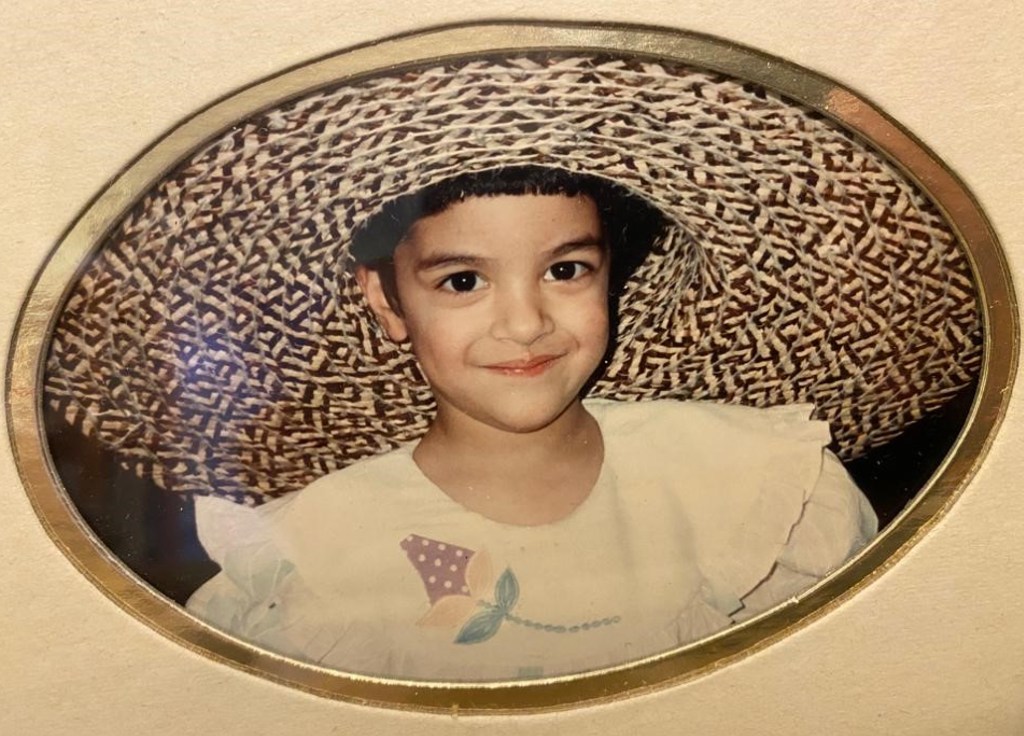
[588,399,874,611]
[188,445,427,631]
[268,444,429,554]
[587,399,831,479]
[299,444,417,499]
[585,398,829,445]
[191,444,420,580]
[285,444,420,521]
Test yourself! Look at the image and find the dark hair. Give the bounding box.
[351,166,665,310]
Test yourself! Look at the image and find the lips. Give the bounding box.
[483,354,562,377]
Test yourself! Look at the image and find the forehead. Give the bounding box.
[398,194,604,259]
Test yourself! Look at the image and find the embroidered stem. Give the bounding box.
[479,601,621,634]
[455,567,621,644]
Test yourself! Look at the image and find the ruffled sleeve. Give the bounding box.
[185,453,438,673]
[186,495,287,619]
[590,399,877,621]
[734,450,877,620]
[185,494,341,660]
[683,402,877,620]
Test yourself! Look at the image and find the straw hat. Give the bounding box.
[44,53,982,504]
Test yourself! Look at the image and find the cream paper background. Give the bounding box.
[2,2,1021,733]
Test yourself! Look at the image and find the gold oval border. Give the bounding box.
[6,21,1019,714]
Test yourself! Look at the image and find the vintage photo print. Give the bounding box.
[13,23,1008,710]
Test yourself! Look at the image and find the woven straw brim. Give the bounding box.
[44,55,982,503]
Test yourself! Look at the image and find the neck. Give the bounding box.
[412,401,604,526]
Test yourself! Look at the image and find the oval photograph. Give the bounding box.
[10,23,1011,711]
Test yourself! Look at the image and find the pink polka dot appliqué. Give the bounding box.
[400,534,476,604]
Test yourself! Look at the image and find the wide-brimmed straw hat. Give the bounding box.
[44,53,982,504]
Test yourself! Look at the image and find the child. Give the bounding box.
[187,166,877,682]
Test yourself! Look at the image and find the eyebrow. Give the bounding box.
[413,236,605,273]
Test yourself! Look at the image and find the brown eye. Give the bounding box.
[440,271,484,292]
[545,262,589,281]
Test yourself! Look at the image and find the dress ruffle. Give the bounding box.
[586,399,874,619]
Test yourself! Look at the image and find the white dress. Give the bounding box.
[187,399,877,681]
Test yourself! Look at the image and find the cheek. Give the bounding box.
[404,314,473,368]
[570,295,611,353]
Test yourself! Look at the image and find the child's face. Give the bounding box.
[358,194,610,435]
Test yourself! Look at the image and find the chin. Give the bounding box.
[476,400,581,435]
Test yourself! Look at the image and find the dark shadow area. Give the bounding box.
[45,383,976,604]
[844,381,977,529]
[44,403,219,605]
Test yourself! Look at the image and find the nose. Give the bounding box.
[490,285,555,345]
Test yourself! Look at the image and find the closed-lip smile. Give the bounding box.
[483,354,562,376]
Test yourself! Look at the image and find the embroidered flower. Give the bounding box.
[400,534,622,645]
[452,567,519,644]
[400,534,496,630]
